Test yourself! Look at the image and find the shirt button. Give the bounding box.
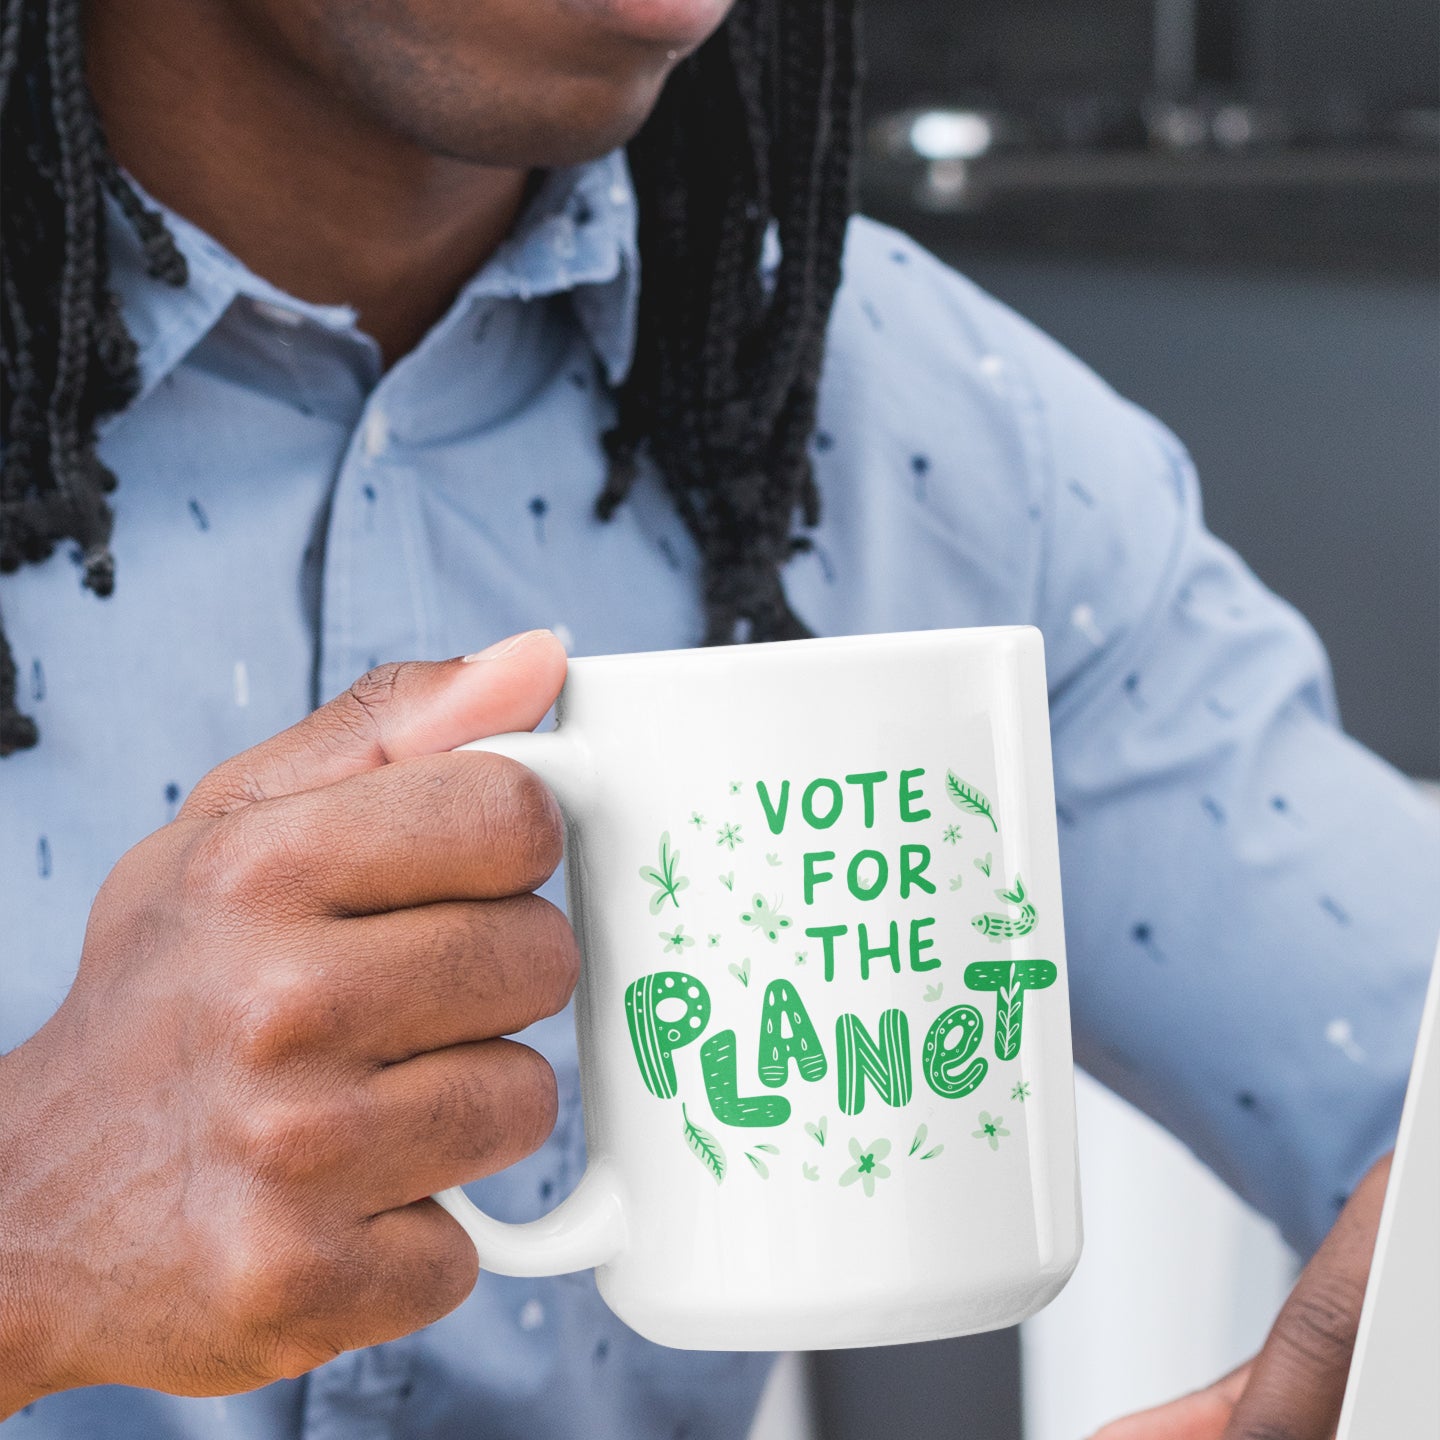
[361,409,389,459]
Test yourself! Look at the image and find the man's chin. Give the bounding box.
[396,74,667,170]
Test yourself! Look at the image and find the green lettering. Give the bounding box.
[844,770,888,828]
[801,777,843,829]
[857,919,901,980]
[624,971,711,1099]
[835,1009,913,1115]
[909,915,939,971]
[756,779,790,836]
[899,767,930,822]
[963,959,1059,1060]
[701,1029,790,1127]
[846,848,888,901]
[922,1004,987,1098]
[803,851,836,905]
[757,980,828,1088]
[806,923,849,982]
[899,843,935,898]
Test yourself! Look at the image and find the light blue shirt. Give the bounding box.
[2,151,1436,1439]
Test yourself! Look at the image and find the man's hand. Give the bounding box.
[1090,1151,1391,1440]
[0,631,573,1415]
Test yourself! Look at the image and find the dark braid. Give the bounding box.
[0,0,857,753]
[603,0,859,643]
[0,0,187,753]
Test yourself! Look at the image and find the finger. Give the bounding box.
[331,895,579,1062]
[360,1039,559,1211]
[1221,1154,1391,1440]
[1089,1363,1251,1439]
[189,749,563,918]
[182,630,565,818]
[271,1199,480,1370]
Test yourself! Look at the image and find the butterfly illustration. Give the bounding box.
[740,893,792,942]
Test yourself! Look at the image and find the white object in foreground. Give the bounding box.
[1337,935,1440,1438]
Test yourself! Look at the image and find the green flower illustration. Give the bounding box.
[690,812,706,829]
[794,949,808,966]
[838,1137,892,1197]
[972,1111,1010,1150]
[729,780,743,794]
[942,824,962,845]
[708,933,721,948]
[1011,1082,1031,1102]
[715,821,744,850]
[660,925,695,954]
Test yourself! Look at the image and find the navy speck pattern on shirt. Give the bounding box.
[1,150,1437,1440]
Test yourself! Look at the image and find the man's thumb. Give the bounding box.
[181,630,566,818]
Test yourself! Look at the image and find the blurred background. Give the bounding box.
[752,1,1439,1435]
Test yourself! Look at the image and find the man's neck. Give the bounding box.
[87,1,529,366]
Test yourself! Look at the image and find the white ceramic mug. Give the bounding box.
[436,626,1081,1350]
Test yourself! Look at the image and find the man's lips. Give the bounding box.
[557,0,733,52]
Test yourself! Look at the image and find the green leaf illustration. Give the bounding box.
[802,1162,820,1181]
[753,1142,780,1155]
[682,1103,726,1184]
[909,1123,928,1156]
[719,871,735,892]
[923,982,944,1002]
[728,958,751,988]
[995,966,1023,1060]
[745,1152,771,1179]
[804,1117,828,1146]
[920,1145,945,1160]
[766,852,782,867]
[974,851,993,877]
[640,831,689,913]
[946,771,998,831]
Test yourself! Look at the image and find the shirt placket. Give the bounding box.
[318,383,437,703]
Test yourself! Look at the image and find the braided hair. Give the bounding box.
[0,0,859,754]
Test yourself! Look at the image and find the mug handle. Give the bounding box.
[432,729,628,1277]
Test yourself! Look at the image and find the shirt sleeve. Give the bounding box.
[945,271,1440,1257]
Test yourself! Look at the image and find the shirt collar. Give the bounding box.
[108,148,640,400]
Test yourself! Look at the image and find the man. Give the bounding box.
[0,1,1435,1437]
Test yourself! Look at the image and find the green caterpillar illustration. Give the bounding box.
[971,874,1037,941]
